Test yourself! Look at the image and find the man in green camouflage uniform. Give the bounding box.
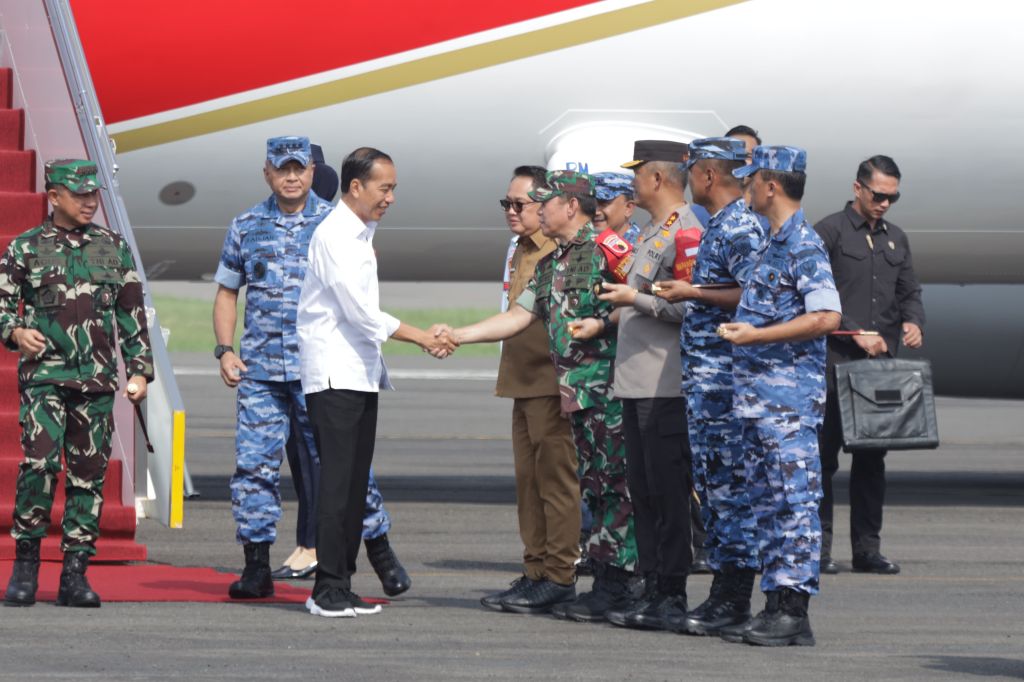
[0,160,153,608]
[448,170,638,622]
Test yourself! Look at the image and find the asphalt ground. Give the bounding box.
[2,341,1023,679]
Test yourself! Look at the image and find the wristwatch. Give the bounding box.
[214,344,234,359]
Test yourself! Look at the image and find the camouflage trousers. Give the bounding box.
[11,384,114,555]
[741,416,823,594]
[569,400,637,572]
[232,379,390,544]
[687,388,759,571]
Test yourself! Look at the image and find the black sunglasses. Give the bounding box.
[858,181,900,204]
[499,198,539,214]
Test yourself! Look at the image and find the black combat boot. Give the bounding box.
[561,563,632,623]
[552,563,604,620]
[720,584,777,643]
[670,570,724,633]
[821,533,838,574]
[4,538,41,606]
[606,572,657,628]
[678,566,755,636]
[614,573,688,631]
[744,589,815,647]
[365,533,411,596]
[228,542,274,599]
[690,546,712,574]
[55,551,101,608]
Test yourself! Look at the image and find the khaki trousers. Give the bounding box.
[511,396,580,585]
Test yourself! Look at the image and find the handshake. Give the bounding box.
[421,323,461,359]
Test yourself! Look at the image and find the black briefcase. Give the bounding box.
[834,358,939,451]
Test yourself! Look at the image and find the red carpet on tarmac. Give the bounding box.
[0,561,389,604]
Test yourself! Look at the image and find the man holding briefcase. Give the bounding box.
[814,155,925,575]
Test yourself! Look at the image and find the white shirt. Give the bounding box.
[298,200,400,394]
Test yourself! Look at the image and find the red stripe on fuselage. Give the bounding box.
[69,0,601,125]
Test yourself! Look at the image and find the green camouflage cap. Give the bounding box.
[45,159,103,194]
[528,170,596,202]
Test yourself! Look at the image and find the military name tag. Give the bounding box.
[87,256,121,269]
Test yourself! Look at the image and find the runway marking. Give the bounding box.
[174,367,498,381]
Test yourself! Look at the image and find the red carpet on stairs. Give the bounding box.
[0,65,146,562]
[0,561,395,604]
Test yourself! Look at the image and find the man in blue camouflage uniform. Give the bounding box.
[213,137,408,599]
[654,137,766,636]
[592,172,640,246]
[717,146,842,647]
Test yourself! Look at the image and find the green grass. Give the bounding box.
[151,295,499,356]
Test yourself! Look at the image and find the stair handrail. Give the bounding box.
[43,0,186,527]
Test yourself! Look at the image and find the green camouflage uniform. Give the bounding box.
[0,160,153,555]
[517,213,637,572]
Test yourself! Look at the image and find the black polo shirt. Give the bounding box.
[814,202,925,365]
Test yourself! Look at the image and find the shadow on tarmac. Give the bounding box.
[914,655,1024,679]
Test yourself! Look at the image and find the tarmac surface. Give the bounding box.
[2,299,1023,679]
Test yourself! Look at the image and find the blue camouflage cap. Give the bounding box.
[687,137,748,168]
[592,172,635,201]
[266,136,312,168]
[733,145,807,178]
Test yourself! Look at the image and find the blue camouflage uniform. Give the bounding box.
[593,172,641,245]
[216,136,391,545]
[683,138,765,573]
[731,146,842,595]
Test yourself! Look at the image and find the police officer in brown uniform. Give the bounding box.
[814,155,924,575]
[480,166,581,614]
[589,141,703,630]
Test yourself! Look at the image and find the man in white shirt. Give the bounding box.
[297,147,454,618]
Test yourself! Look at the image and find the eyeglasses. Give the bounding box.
[858,181,900,204]
[499,198,539,214]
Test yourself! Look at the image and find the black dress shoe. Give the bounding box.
[501,578,576,615]
[852,552,900,575]
[481,576,535,612]
[270,562,318,580]
[820,557,839,575]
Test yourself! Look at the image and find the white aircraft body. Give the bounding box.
[66,0,1024,397]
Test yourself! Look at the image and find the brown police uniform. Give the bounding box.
[496,230,580,585]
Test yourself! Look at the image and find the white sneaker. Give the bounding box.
[305,594,356,618]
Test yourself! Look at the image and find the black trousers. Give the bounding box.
[306,388,378,592]
[818,389,888,556]
[622,397,693,580]
[286,415,319,549]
